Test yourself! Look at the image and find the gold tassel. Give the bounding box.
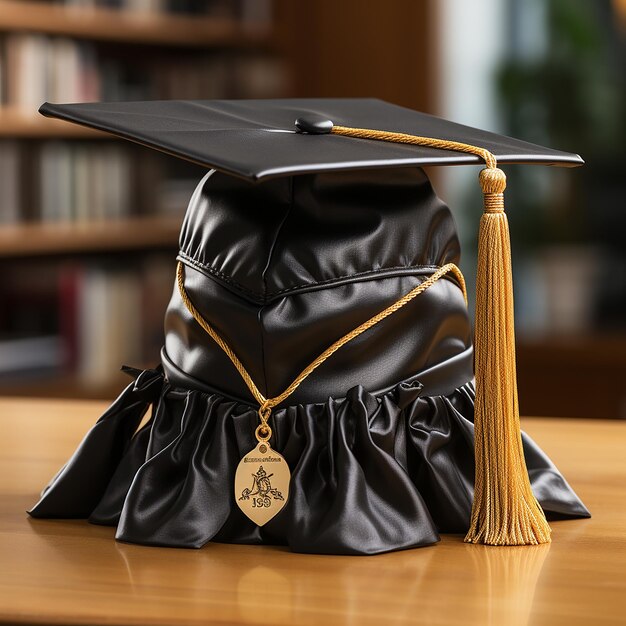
[464,167,552,546]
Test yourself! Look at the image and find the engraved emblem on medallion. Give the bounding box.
[238,465,285,508]
[235,441,290,525]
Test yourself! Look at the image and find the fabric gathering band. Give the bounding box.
[176,260,467,441]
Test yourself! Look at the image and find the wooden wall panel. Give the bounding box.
[275,0,436,114]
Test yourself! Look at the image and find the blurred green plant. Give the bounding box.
[496,0,625,246]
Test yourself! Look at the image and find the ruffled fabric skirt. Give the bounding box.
[29,366,589,555]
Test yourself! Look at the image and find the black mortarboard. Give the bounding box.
[39,98,582,179]
[29,98,589,553]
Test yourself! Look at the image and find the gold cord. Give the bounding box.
[331,126,498,169]
[177,260,466,439]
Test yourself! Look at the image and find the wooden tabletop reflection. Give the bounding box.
[1,397,624,626]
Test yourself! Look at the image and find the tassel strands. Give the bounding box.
[464,167,551,545]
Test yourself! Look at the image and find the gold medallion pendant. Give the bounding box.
[235,419,290,526]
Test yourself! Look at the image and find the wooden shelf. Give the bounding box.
[0,0,272,47]
[0,108,107,138]
[0,216,181,258]
[0,370,131,400]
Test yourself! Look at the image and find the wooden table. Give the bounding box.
[1,398,625,626]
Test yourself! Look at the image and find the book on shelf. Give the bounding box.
[0,141,20,224]
[76,264,143,384]
[0,264,62,376]
[0,335,64,375]
[0,258,174,389]
[3,35,99,111]
[39,142,132,222]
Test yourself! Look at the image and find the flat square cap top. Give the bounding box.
[39,98,583,180]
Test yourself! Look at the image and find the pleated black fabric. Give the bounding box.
[29,367,589,555]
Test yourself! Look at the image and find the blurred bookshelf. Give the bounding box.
[0,0,272,48]
[3,0,622,422]
[0,0,285,399]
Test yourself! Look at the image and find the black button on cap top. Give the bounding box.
[295,115,334,134]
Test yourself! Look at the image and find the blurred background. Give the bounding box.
[0,0,624,418]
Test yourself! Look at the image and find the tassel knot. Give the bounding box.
[479,167,507,194]
[480,168,506,213]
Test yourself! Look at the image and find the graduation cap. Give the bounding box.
[39,98,582,177]
[29,99,589,552]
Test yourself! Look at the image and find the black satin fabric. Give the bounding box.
[167,168,472,404]
[28,168,590,554]
[29,366,589,555]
